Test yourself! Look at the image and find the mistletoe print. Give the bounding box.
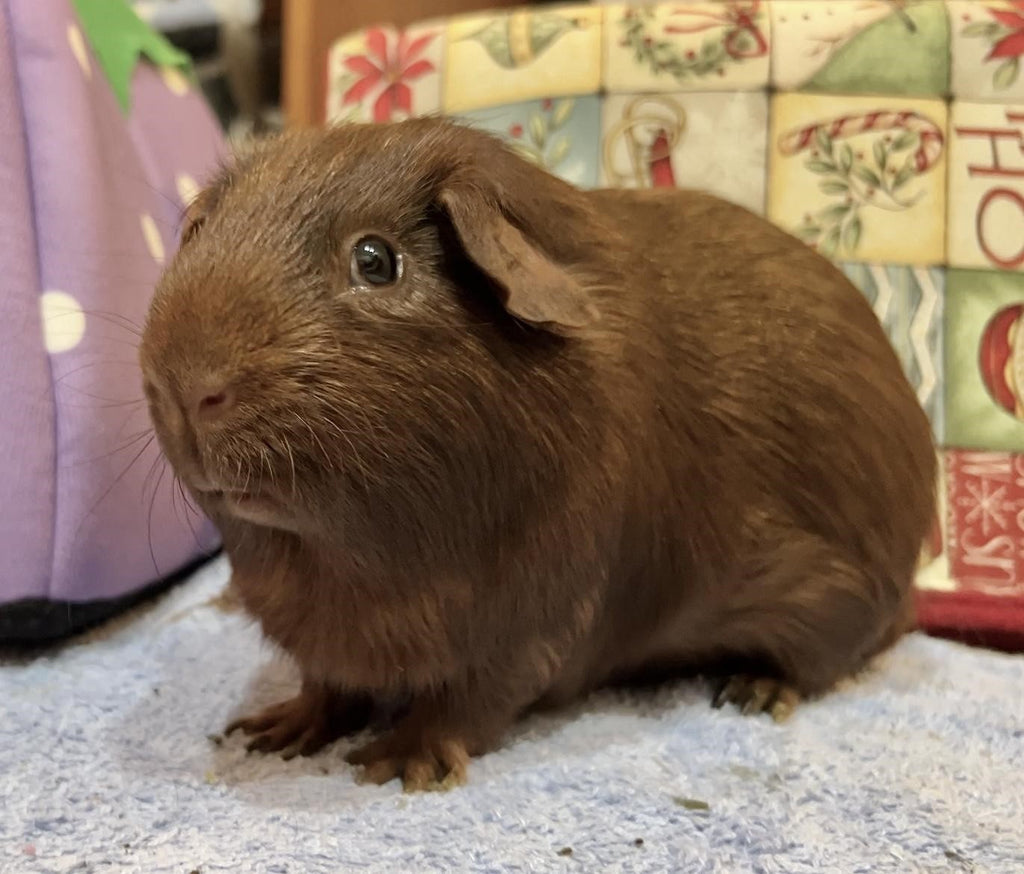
[780,109,945,257]
[459,95,602,188]
[769,93,947,265]
[502,98,577,174]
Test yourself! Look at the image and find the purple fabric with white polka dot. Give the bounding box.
[1,0,222,604]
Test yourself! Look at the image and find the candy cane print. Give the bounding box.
[778,110,944,173]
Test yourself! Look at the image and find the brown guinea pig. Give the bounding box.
[139,118,935,791]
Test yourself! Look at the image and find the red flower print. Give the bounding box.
[509,123,523,138]
[986,1,1024,59]
[342,28,437,122]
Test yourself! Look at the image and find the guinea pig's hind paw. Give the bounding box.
[347,735,469,792]
[712,676,800,723]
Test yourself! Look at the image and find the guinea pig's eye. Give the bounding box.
[350,236,401,288]
[181,216,205,246]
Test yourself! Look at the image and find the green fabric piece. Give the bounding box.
[804,2,950,97]
[70,0,193,113]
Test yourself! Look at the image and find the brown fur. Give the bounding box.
[140,118,936,789]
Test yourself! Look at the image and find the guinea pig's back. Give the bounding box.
[587,186,935,577]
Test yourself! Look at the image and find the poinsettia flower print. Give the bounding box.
[986,1,1024,60]
[964,2,1024,90]
[342,29,437,122]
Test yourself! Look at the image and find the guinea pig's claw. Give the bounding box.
[225,689,374,759]
[226,700,327,756]
[712,675,800,723]
[248,731,290,754]
[347,734,469,792]
[769,696,798,724]
[245,717,334,757]
[225,712,276,737]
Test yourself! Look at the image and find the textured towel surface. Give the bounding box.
[3,557,1022,874]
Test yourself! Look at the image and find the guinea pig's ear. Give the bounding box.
[179,169,231,246]
[180,201,207,247]
[437,186,598,332]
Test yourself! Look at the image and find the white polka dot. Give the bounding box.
[40,291,86,354]
[67,23,91,78]
[161,67,189,96]
[176,173,200,207]
[141,213,166,265]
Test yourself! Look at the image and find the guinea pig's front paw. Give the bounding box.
[226,683,372,759]
[346,730,470,792]
[712,675,800,723]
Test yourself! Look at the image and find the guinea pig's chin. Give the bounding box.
[227,497,294,530]
[206,491,299,532]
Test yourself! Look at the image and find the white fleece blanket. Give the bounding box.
[2,556,1022,874]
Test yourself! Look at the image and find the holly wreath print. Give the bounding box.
[616,2,768,83]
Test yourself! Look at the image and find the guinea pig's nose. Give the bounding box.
[189,378,236,425]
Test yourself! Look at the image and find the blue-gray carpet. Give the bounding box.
[3,557,1022,873]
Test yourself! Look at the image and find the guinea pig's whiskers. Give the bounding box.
[141,445,167,509]
[305,382,375,478]
[48,357,147,409]
[175,476,201,518]
[51,358,142,386]
[73,432,156,546]
[150,185,190,227]
[52,400,146,415]
[52,388,146,410]
[254,444,271,498]
[173,475,206,555]
[80,309,145,339]
[146,458,169,576]
[79,333,145,352]
[234,454,248,494]
[61,428,155,469]
[283,436,298,500]
[300,417,334,472]
[169,475,186,537]
[236,451,257,498]
[48,302,144,350]
[308,409,373,497]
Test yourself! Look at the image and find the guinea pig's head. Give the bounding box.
[139,119,618,540]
